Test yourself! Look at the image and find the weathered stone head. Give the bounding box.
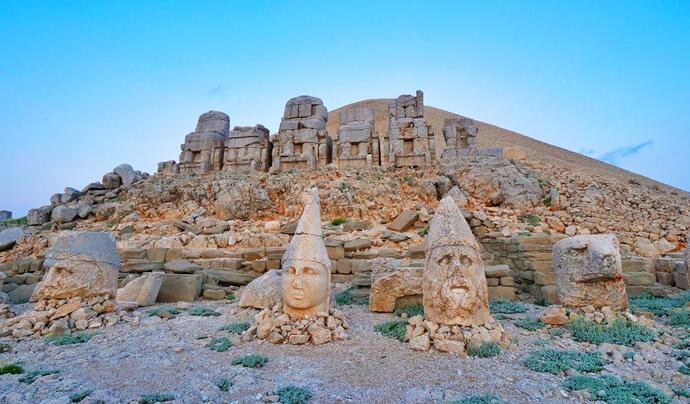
[553,234,628,310]
[281,188,331,319]
[32,231,120,301]
[423,196,491,326]
[195,110,230,135]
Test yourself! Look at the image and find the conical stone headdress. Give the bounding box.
[282,187,331,268]
[426,195,480,251]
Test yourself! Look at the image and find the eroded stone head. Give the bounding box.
[423,196,491,326]
[553,234,628,310]
[32,231,120,301]
[281,188,331,318]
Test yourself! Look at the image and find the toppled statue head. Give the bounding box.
[281,188,331,319]
[423,196,491,326]
[553,234,628,310]
[32,231,120,301]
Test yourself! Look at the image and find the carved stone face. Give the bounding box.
[424,245,489,324]
[282,259,329,318]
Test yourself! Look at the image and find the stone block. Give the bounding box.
[533,271,556,286]
[623,272,656,286]
[157,273,203,303]
[484,265,510,278]
[387,210,418,232]
[344,238,372,251]
[499,277,514,287]
[488,286,516,301]
[655,272,675,286]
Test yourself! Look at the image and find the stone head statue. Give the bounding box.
[195,110,230,136]
[281,188,331,318]
[32,231,120,301]
[553,234,628,310]
[423,196,491,326]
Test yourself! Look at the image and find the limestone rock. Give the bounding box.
[156,273,203,303]
[163,260,202,274]
[60,187,80,203]
[540,306,569,325]
[179,111,230,174]
[116,273,164,306]
[51,205,78,223]
[369,264,423,313]
[0,211,11,221]
[553,235,628,311]
[113,163,137,188]
[409,334,431,351]
[307,323,332,345]
[239,270,282,310]
[387,210,418,232]
[27,206,52,226]
[102,172,122,189]
[32,231,119,300]
[0,227,23,252]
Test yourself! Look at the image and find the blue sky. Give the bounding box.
[1,1,689,216]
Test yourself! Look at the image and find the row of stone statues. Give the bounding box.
[158,91,480,175]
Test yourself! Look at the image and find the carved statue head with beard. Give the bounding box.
[422,196,492,326]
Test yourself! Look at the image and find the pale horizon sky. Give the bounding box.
[1,1,689,217]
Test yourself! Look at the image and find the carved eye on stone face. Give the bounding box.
[438,254,452,267]
[303,266,316,275]
[288,267,296,275]
[460,255,472,267]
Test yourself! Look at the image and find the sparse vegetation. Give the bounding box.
[0,343,11,353]
[225,292,237,302]
[679,365,690,375]
[451,394,504,404]
[669,308,690,328]
[189,306,221,316]
[570,316,656,346]
[672,386,690,398]
[518,214,540,226]
[329,217,348,226]
[69,390,92,403]
[629,292,690,316]
[0,216,27,226]
[0,363,24,375]
[542,195,552,207]
[467,341,501,358]
[220,321,250,334]
[335,287,355,305]
[232,354,268,368]
[489,300,527,314]
[549,327,565,337]
[140,393,175,403]
[418,225,429,236]
[337,182,352,193]
[19,369,58,384]
[217,377,234,392]
[374,320,408,341]
[394,303,424,318]
[147,306,180,317]
[523,349,605,374]
[209,337,232,352]
[404,175,415,186]
[623,351,635,360]
[514,317,544,331]
[563,375,670,404]
[275,384,312,404]
[44,332,92,345]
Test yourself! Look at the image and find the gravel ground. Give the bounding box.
[0,301,686,403]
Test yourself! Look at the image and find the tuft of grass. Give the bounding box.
[629,292,690,316]
[523,349,605,374]
[329,217,348,226]
[542,195,552,207]
[19,369,58,384]
[0,363,24,375]
[418,226,429,236]
[225,293,237,302]
[275,384,312,404]
[217,377,234,392]
[147,306,180,317]
[673,386,690,398]
[209,337,232,352]
[394,303,424,318]
[403,175,415,186]
[563,375,670,404]
[140,393,175,404]
[679,365,690,375]
[69,390,92,403]
[335,287,355,306]
[671,349,690,362]
[549,327,565,337]
[44,332,92,345]
[232,354,268,368]
[570,316,656,346]
[337,182,352,193]
[519,214,540,227]
[623,351,635,360]
[451,394,504,404]
[220,321,251,334]
[189,306,221,317]
[514,317,544,331]
[467,341,501,358]
[374,320,408,342]
[669,308,690,328]
[489,300,527,314]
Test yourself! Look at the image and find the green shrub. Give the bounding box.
[225,293,237,302]
[147,306,180,317]
[679,365,690,375]
[337,182,352,192]
[232,354,268,368]
[329,217,348,226]
[0,216,27,226]
[418,226,429,236]
[451,394,503,404]
[570,316,656,346]
[217,377,233,392]
[374,320,408,341]
[220,321,250,334]
[140,393,175,403]
[275,384,312,404]
[542,195,552,207]
[523,349,605,374]
[209,337,231,352]
[394,303,424,318]
[189,306,221,316]
[335,287,355,305]
[69,390,92,403]
[514,317,544,331]
[629,292,690,316]
[549,327,564,337]
[489,300,527,314]
[671,349,690,362]
[563,375,670,404]
[519,214,540,226]
[0,363,24,375]
[404,175,415,186]
[0,343,11,353]
[19,369,58,384]
[672,386,690,398]
[669,308,690,328]
[467,341,501,358]
[623,351,635,360]
[44,332,92,345]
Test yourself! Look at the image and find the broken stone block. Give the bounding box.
[179,111,230,174]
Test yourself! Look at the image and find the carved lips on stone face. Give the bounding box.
[423,196,492,326]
